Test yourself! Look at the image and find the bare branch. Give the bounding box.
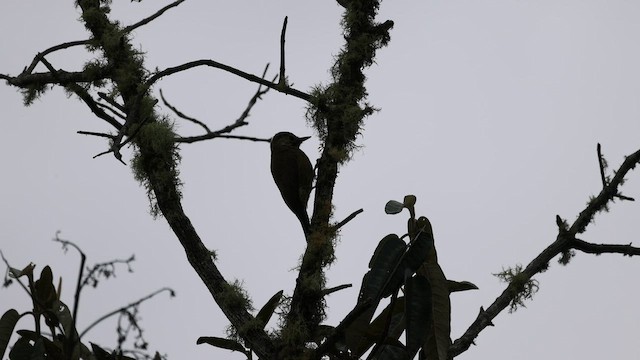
[597,143,607,188]
[92,148,126,165]
[79,287,174,339]
[570,148,640,234]
[177,134,270,144]
[333,208,364,231]
[142,59,311,102]
[175,64,275,144]
[95,100,126,120]
[25,40,90,74]
[52,232,86,347]
[36,55,123,130]
[1,68,110,89]
[97,92,125,112]
[77,131,115,139]
[572,239,640,256]
[597,143,635,201]
[279,16,288,87]
[450,146,640,357]
[123,0,186,33]
[322,283,352,296]
[160,89,211,133]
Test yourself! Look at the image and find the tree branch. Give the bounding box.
[24,40,91,75]
[160,89,212,133]
[1,68,110,89]
[283,2,394,356]
[279,16,288,87]
[450,146,640,357]
[333,208,364,231]
[173,64,274,144]
[73,1,276,358]
[37,55,123,130]
[79,287,174,339]
[122,0,186,33]
[142,59,311,102]
[571,239,640,256]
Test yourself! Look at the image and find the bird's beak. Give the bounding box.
[298,136,311,143]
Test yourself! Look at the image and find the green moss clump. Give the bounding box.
[131,114,182,218]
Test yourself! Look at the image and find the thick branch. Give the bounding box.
[284,2,394,357]
[74,1,275,358]
[1,68,110,88]
[450,146,640,357]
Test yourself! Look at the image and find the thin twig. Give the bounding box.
[52,232,86,348]
[160,89,211,133]
[95,100,126,120]
[333,209,364,230]
[97,92,125,112]
[176,134,270,144]
[123,0,186,33]
[24,40,90,74]
[175,64,275,144]
[77,131,115,139]
[322,283,352,296]
[279,16,288,87]
[597,143,607,188]
[0,250,33,297]
[596,144,634,201]
[80,255,136,289]
[79,287,174,339]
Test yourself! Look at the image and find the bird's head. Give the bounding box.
[271,132,310,150]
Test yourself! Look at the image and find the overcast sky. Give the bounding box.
[2,1,640,359]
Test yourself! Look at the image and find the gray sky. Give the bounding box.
[2,1,640,359]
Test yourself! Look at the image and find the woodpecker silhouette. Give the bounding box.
[270,132,313,236]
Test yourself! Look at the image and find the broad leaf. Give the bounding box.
[347,234,405,353]
[419,257,451,360]
[402,217,434,275]
[197,336,247,353]
[255,290,283,329]
[366,234,406,299]
[384,200,405,214]
[351,297,406,358]
[52,299,75,339]
[447,280,478,293]
[9,336,43,360]
[375,342,408,360]
[405,275,432,359]
[0,309,19,360]
[34,266,56,310]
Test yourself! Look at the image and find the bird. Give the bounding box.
[270,131,314,236]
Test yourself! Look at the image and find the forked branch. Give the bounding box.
[450,145,640,357]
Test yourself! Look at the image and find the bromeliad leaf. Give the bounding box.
[0,309,20,360]
[255,290,283,330]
